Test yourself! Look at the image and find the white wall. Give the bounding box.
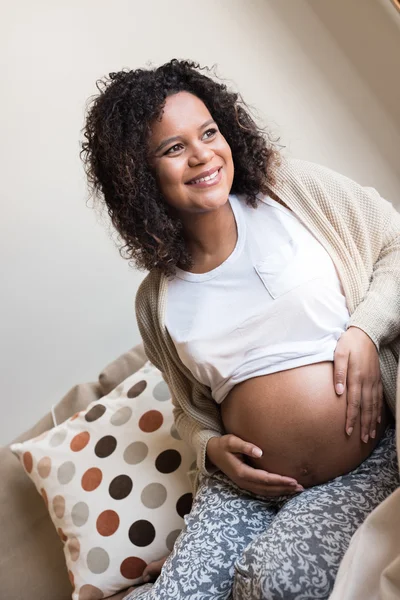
[1,0,399,444]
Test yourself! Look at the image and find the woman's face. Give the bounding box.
[148,91,234,217]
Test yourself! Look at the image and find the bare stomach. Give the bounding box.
[220,361,390,488]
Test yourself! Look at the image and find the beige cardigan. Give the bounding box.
[135,158,400,489]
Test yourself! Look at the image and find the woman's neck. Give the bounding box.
[179,199,237,274]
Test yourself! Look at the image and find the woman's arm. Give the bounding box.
[335,184,400,439]
[134,276,223,475]
[287,160,400,351]
[288,160,400,437]
[344,185,400,350]
[169,383,222,475]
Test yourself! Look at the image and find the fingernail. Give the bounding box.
[347,427,353,436]
[295,485,305,492]
[378,416,382,424]
[252,448,263,457]
[363,434,369,444]
[336,383,344,394]
[371,430,376,439]
[289,481,298,487]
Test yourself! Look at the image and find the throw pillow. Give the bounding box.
[11,361,196,600]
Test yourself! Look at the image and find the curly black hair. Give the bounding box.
[80,59,282,277]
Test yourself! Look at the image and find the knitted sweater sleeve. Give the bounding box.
[135,274,223,476]
[299,160,400,351]
[346,186,400,350]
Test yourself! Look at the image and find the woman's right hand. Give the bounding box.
[206,435,304,496]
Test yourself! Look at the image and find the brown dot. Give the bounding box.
[38,456,52,478]
[128,520,155,547]
[155,449,182,474]
[81,467,103,492]
[139,410,163,433]
[53,495,65,519]
[23,452,33,473]
[68,570,75,590]
[70,431,90,452]
[85,404,106,422]
[120,556,147,580]
[68,536,80,561]
[96,510,120,536]
[40,488,49,508]
[127,380,147,398]
[94,435,117,458]
[78,584,104,600]
[176,493,193,518]
[57,527,68,543]
[109,474,133,500]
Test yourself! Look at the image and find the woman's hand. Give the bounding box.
[334,326,383,443]
[206,435,303,496]
[142,555,168,582]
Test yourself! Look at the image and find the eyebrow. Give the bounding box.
[153,118,216,154]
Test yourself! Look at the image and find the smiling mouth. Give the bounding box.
[186,167,222,185]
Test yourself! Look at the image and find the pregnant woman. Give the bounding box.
[81,59,400,599]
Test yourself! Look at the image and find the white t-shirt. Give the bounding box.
[165,193,350,404]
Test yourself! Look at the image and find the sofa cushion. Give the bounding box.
[2,342,148,600]
[10,361,195,600]
[0,445,72,600]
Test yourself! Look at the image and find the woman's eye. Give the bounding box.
[203,128,217,139]
[165,143,183,155]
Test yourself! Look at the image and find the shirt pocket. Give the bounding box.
[254,239,322,299]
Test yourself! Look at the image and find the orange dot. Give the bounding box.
[70,412,81,421]
[23,452,33,473]
[96,510,120,536]
[120,556,147,580]
[70,431,90,452]
[68,570,75,590]
[57,527,68,543]
[40,488,48,508]
[139,410,163,433]
[81,467,103,492]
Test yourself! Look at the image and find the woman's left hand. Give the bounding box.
[333,326,383,443]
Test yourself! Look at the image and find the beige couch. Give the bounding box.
[2,341,399,600]
[0,343,148,600]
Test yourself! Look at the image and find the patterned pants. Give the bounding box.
[126,425,399,600]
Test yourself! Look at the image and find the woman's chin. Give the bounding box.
[188,188,232,211]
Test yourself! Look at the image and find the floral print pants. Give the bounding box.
[126,425,399,600]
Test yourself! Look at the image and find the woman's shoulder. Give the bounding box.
[275,157,397,240]
[277,156,373,197]
[135,269,163,315]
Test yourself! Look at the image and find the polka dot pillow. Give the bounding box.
[11,361,196,600]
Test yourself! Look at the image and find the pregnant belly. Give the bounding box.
[220,361,390,488]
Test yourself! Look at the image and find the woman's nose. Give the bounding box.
[188,143,215,166]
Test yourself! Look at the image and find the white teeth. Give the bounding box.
[190,169,220,184]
